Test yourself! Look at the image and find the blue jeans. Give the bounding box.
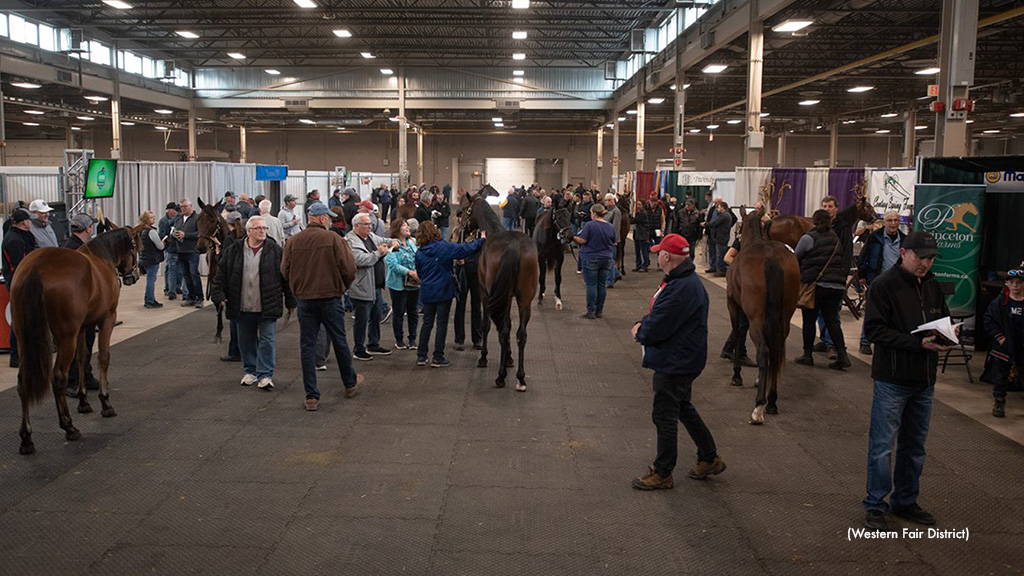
[818,312,837,348]
[375,288,390,317]
[582,257,610,315]
[178,252,202,302]
[352,296,381,354]
[418,299,452,361]
[439,226,448,241]
[390,288,419,346]
[144,263,160,304]
[864,380,934,512]
[165,252,186,298]
[714,243,728,273]
[236,312,277,379]
[227,320,240,358]
[502,217,517,231]
[606,261,620,288]
[634,236,651,270]
[297,298,358,399]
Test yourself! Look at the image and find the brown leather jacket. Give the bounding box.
[280,222,356,300]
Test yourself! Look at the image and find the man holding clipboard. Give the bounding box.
[861,231,956,531]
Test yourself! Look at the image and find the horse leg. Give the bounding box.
[514,302,531,392]
[51,336,81,441]
[477,313,490,369]
[215,302,224,343]
[749,325,767,426]
[554,253,563,310]
[537,254,546,303]
[18,374,35,455]
[496,317,512,388]
[96,316,117,418]
[727,298,744,387]
[75,329,93,414]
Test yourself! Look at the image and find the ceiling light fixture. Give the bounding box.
[389,117,401,122]
[155,109,174,114]
[876,129,891,134]
[880,112,898,118]
[513,70,525,76]
[84,95,109,102]
[760,112,770,117]
[512,77,524,83]
[727,119,742,124]
[11,82,42,89]
[77,116,95,121]
[966,119,975,124]
[512,31,527,40]
[380,68,394,75]
[626,110,638,115]
[512,53,526,60]
[616,117,625,122]
[155,126,170,130]
[23,122,40,127]
[24,110,45,115]
[299,119,316,124]
[121,121,136,126]
[647,97,665,104]
[847,86,874,93]
[702,64,727,74]
[495,123,505,127]
[102,0,132,9]
[512,0,530,8]
[361,52,375,59]
[71,127,81,131]
[227,52,246,59]
[983,129,1000,134]
[915,67,940,75]
[176,31,199,39]
[265,69,281,75]
[293,0,317,7]
[492,117,503,122]
[798,99,820,106]
[707,124,719,130]
[333,29,352,38]
[915,125,927,130]
[605,123,613,128]
[772,20,813,33]
[689,128,700,133]
[1010,112,1024,118]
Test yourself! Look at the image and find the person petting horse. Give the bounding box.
[573,203,617,320]
[631,234,725,490]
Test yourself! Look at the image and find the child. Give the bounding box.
[982,261,1024,417]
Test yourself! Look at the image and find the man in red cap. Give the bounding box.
[631,233,726,490]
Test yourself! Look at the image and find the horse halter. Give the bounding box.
[119,233,141,287]
[552,208,573,244]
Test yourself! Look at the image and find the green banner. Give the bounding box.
[913,184,986,316]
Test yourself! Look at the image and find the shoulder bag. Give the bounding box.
[797,238,840,310]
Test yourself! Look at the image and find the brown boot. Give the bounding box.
[632,470,674,490]
[688,456,726,480]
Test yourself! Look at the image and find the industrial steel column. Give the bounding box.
[902,108,917,166]
[935,0,978,156]
[744,1,765,167]
[0,81,6,166]
[111,61,122,159]
[66,121,75,149]
[829,123,839,168]
[611,117,620,191]
[416,129,424,185]
[635,79,646,172]
[673,70,686,170]
[239,125,247,163]
[777,133,787,166]
[398,68,408,189]
[188,99,197,162]
[596,126,604,188]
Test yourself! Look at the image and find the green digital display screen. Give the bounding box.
[84,159,117,199]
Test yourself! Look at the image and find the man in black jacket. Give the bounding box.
[631,234,725,490]
[673,198,703,253]
[2,209,35,368]
[521,189,541,237]
[862,231,955,531]
[211,216,296,390]
[172,198,203,308]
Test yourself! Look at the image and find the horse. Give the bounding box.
[195,199,227,342]
[726,209,801,425]
[533,205,573,311]
[459,184,540,391]
[766,191,878,248]
[11,225,143,454]
[945,202,979,233]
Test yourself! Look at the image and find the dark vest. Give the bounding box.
[139,227,165,268]
[800,229,846,285]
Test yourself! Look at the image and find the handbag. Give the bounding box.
[797,238,840,310]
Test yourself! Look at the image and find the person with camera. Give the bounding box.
[172,198,203,308]
[347,212,397,361]
[384,218,420,350]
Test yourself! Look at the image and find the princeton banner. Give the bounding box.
[913,184,986,317]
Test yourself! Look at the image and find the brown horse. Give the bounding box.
[196,199,227,342]
[11,225,143,454]
[727,209,801,425]
[534,205,573,310]
[460,184,540,391]
[767,193,877,248]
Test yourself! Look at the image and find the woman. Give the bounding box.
[632,200,656,272]
[433,192,451,240]
[572,203,618,319]
[385,218,420,350]
[138,210,165,309]
[795,209,850,370]
[413,221,485,367]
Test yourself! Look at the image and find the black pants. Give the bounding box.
[66,325,97,395]
[454,260,483,346]
[652,372,718,477]
[524,217,537,238]
[802,285,845,353]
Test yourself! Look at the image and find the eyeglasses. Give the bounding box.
[250,226,268,231]
[1009,269,1024,277]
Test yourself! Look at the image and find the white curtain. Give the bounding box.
[804,168,831,216]
[734,167,772,208]
[709,171,736,207]
[213,162,258,198]
[0,167,62,207]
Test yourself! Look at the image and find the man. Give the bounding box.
[279,194,303,240]
[2,209,36,368]
[857,211,905,355]
[501,188,521,231]
[814,195,856,356]
[707,201,736,276]
[307,190,321,205]
[159,202,185,300]
[329,188,344,209]
[211,216,295,390]
[342,187,360,229]
[701,193,716,269]
[673,198,703,253]
[862,231,954,531]
[632,200,656,273]
[358,200,388,237]
[281,202,362,411]
[258,199,286,246]
[521,188,542,237]
[237,193,253,218]
[415,192,434,224]
[603,193,622,288]
[172,198,204,308]
[454,217,484,352]
[28,199,59,248]
[63,213,96,250]
[378,184,393,222]
[631,234,725,489]
[346,213,396,361]
[221,191,241,220]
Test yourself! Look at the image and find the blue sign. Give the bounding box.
[256,165,288,181]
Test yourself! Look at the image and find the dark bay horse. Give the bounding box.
[11,226,143,454]
[533,205,572,310]
[767,192,877,248]
[460,185,540,391]
[196,199,227,342]
[726,209,800,425]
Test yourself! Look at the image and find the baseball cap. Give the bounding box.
[29,199,53,213]
[165,202,178,211]
[307,202,332,217]
[224,191,236,198]
[225,211,242,224]
[651,233,691,256]
[283,194,297,203]
[11,209,30,223]
[357,200,374,212]
[69,213,97,232]
[904,231,940,258]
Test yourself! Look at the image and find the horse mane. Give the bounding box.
[472,196,503,235]
[81,228,131,262]
[740,210,766,246]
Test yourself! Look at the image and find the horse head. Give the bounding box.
[196,201,226,254]
[551,207,573,245]
[852,181,877,224]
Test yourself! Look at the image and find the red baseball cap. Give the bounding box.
[651,233,690,256]
[357,200,375,211]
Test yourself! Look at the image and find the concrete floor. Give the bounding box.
[0,250,1022,575]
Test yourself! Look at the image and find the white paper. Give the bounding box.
[911,316,962,346]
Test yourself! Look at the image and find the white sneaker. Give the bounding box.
[240,374,258,386]
[315,364,328,371]
[257,377,274,390]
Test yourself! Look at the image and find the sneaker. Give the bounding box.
[221,355,241,362]
[380,307,393,324]
[240,374,258,386]
[395,342,409,350]
[891,504,935,526]
[344,374,364,398]
[431,358,451,368]
[594,311,604,318]
[194,300,204,309]
[687,456,726,480]
[580,312,596,320]
[794,354,814,366]
[704,268,715,274]
[812,341,830,353]
[631,471,674,490]
[167,294,177,301]
[860,343,873,356]
[993,399,1006,418]
[353,351,373,361]
[315,364,328,371]
[144,301,164,309]
[180,300,195,307]
[304,397,319,411]
[366,346,392,356]
[257,377,274,390]
[864,509,887,531]
[576,270,582,275]
[417,357,428,366]
[453,342,465,351]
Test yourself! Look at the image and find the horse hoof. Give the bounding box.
[748,418,764,426]
[66,428,82,441]
[101,408,118,418]
[215,336,223,344]
[555,299,563,311]
[19,441,35,455]
[765,405,779,415]
[515,383,527,392]
[495,380,506,388]
[78,403,93,414]
[477,359,488,368]
[730,378,743,387]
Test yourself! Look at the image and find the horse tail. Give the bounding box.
[763,258,786,393]
[487,239,520,323]
[13,270,52,405]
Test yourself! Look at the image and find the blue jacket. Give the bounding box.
[384,237,418,292]
[857,228,906,285]
[635,258,708,375]
[415,238,485,303]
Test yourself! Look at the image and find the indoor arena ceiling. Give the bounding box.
[2,0,1023,137]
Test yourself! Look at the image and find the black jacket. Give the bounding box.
[575,201,593,225]
[635,258,708,376]
[171,212,200,254]
[415,204,433,224]
[62,235,85,250]
[210,236,295,321]
[983,288,1022,365]
[673,207,702,240]
[707,210,736,246]
[864,263,950,387]
[521,195,541,220]
[433,200,451,227]
[633,208,657,243]
[342,197,359,229]
[2,226,37,282]
[798,229,846,285]
[833,204,859,272]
